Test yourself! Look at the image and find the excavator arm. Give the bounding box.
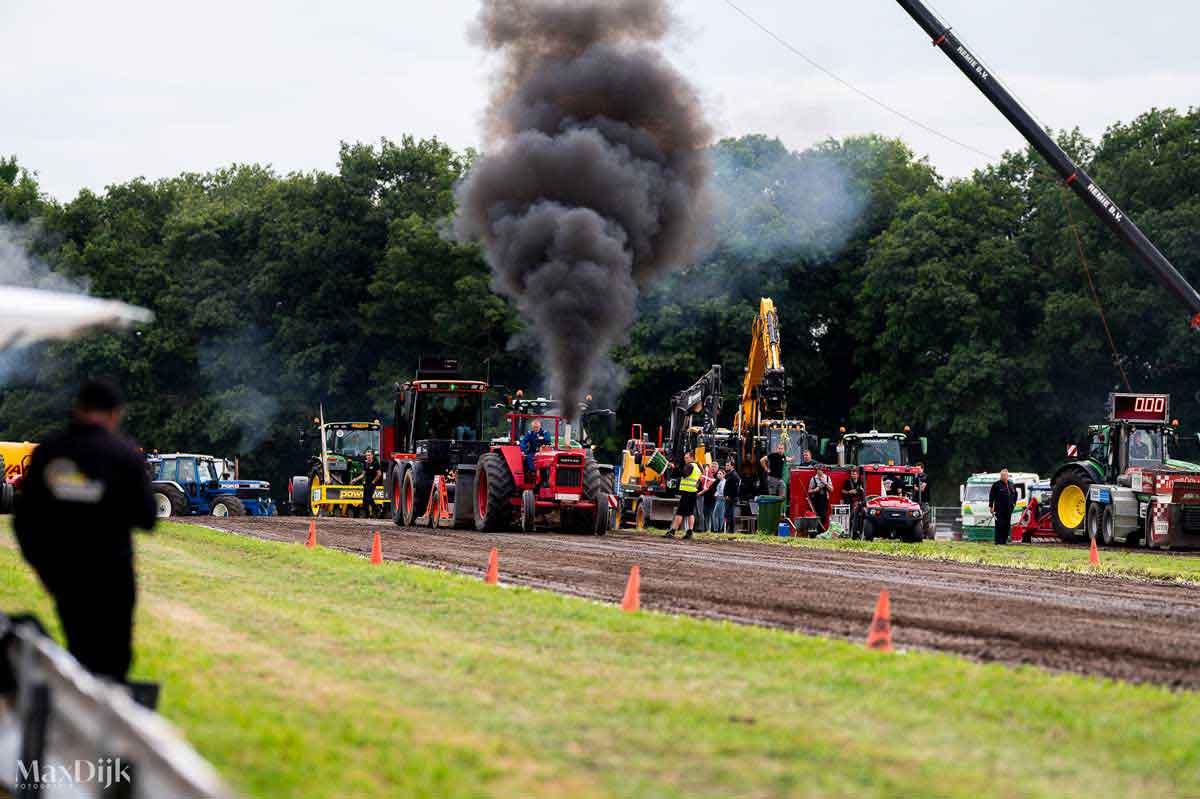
[895,0,1200,330]
[666,365,723,468]
[733,298,788,462]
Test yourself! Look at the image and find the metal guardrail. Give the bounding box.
[933,506,962,540]
[0,613,236,798]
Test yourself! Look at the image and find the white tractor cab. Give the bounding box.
[959,472,1039,542]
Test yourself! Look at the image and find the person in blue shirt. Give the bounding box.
[520,419,552,477]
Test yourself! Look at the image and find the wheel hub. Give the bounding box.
[1058,484,1086,529]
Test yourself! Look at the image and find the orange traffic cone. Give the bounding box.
[1089,536,1100,566]
[305,520,317,549]
[621,565,641,612]
[865,589,893,653]
[370,532,383,565]
[485,547,499,585]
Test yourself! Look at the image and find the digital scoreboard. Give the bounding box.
[1109,393,1171,424]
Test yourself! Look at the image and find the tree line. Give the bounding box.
[2,107,1198,503]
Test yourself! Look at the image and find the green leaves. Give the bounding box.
[2,109,1197,504]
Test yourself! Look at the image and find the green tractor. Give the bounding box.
[1051,393,1200,549]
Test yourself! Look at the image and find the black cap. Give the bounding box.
[75,378,125,412]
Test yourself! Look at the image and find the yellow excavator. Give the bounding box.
[732,298,816,495]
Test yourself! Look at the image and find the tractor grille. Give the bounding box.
[556,467,582,488]
[1182,506,1200,534]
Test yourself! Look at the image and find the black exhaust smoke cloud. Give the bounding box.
[455,0,713,416]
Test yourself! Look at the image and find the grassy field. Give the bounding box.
[1,519,1198,799]
[670,528,1200,583]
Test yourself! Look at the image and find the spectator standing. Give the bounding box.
[840,465,866,537]
[695,462,716,532]
[808,463,834,533]
[14,379,156,682]
[710,467,727,532]
[760,441,789,497]
[664,452,703,540]
[989,468,1017,546]
[722,460,741,533]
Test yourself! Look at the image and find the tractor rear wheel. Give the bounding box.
[211,495,246,517]
[290,476,311,516]
[153,485,187,518]
[475,453,515,532]
[1052,471,1092,542]
[401,467,419,527]
[583,456,614,501]
[1102,506,1117,546]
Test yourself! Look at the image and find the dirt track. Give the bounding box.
[192,517,1200,688]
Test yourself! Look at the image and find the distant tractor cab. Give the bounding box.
[1051,393,1200,548]
[149,453,275,518]
[388,357,490,528]
[291,416,389,518]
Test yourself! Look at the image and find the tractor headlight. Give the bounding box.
[912,510,922,519]
[869,508,881,516]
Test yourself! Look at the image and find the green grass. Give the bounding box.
[1,518,1198,798]
[664,527,1200,584]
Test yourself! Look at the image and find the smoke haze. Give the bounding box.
[0,222,86,294]
[455,0,713,417]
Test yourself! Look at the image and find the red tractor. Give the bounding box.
[471,411,615,534]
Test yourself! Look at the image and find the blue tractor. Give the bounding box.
[147,453,275,518]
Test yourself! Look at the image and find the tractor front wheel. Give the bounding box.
[520,490,535,532]
[593,492,611,536]
[475,453,515,532]
[1052,472,1092,542]
[635,498,649,531]
[211,495,246,517]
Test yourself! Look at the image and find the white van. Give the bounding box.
[960,472,1039,542]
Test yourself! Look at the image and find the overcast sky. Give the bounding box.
[4,0,1198,201]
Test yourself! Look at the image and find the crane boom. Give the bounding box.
[735,298,787,440]
[895,0,1200,330]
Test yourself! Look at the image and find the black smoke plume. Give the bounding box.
[455,0,713,417]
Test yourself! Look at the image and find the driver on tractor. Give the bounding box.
[520,419,552,478]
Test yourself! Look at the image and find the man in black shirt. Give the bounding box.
[841,466,865,537]
[989,468,1016,546]
[354,448,382,518]
[721,459,741,533]
[14,379,156,682]
[760,442,788,497]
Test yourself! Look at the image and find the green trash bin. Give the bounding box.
[756,495,784,534]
